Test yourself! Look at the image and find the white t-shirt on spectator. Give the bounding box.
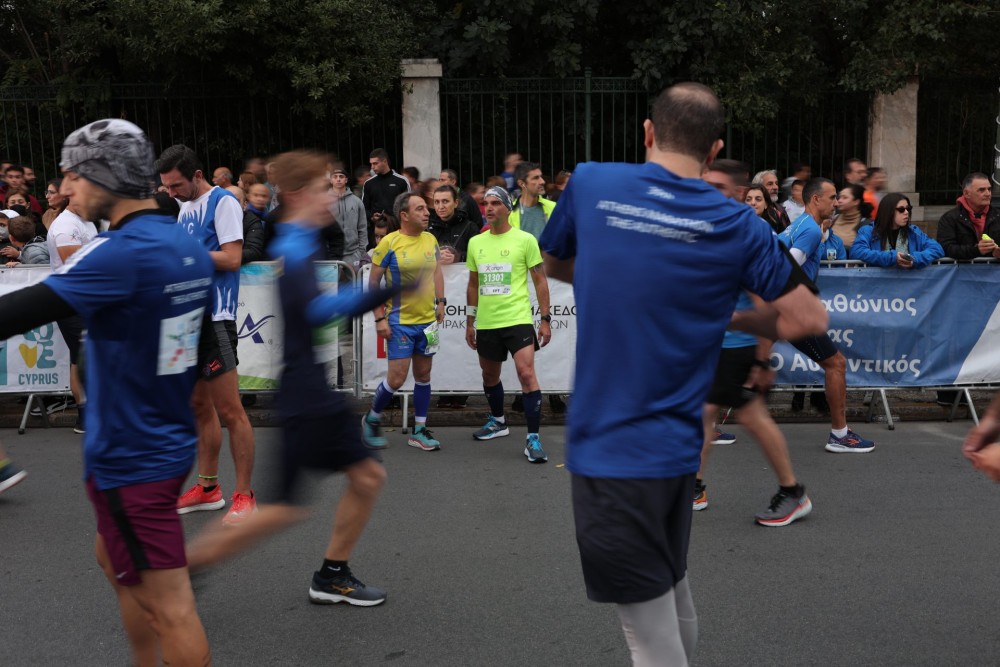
[48,209,99,270]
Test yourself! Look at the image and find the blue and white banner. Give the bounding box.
[235,261,341,390]
[773,264,1000,387]
[0,267,71,393]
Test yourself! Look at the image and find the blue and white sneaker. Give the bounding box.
[825,429,875,453]
[711,430,736,445]
[524,434,548,463]
[473,416,510,441]
[0,460,26,494]
[362,414,388,450]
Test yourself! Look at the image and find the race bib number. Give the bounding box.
[479,262,512,296]
[157,307,205,375]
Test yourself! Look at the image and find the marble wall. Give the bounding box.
[401,59,443,182]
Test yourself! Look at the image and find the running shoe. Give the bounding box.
[362,414,388,449]
[309,571,387,607]
[223,492,258,526]
[408,425,441,451]
[711,430,736,445]
[29,397,73,416]
[523,434,548,463]
[825,429,875,453]
[693,481,707,511]
[177,484,226,514]
[755,488,812,527]
[73,406,85,435]
[0,460,27,494]
[473,416,510,441]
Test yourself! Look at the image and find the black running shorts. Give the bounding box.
[56,315,84,365]
[571,473,695,604]
[791,332,838,363]
[197,315,239,379]
[268,406,374,505]
[706,346,758,409]
[476,323,538,362]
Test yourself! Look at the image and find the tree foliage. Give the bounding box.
[428,0,1000,127]
[0,0,998,127]
[0,0,432,123]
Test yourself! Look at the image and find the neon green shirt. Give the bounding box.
[466,227,542,330]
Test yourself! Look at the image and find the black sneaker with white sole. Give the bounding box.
[308,571,387,607]
[29,397,74,416]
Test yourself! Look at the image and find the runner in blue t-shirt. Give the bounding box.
[0,120,214,665]
[696,165,811,528]
[185,150,409,609]
[777,177,875,454]
[539,83,828,665]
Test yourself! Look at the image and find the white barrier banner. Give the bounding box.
[235,261,340,390]
[359,264,577,392]
[0,267,71,393]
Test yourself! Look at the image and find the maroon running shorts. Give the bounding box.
[86,474,188,586]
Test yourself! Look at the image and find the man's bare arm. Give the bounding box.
[542,252,574,285]
[730,284,828,341]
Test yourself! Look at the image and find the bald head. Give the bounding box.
[649,82,724,161]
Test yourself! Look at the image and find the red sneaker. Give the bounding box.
[177,484,225,514]
[223,492,258,526]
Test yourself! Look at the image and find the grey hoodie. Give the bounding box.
[331,190,368,269]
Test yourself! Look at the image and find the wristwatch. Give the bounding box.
[540,314,552,322]
[435,298,447,306]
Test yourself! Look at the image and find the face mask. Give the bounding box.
[0,226,9,241]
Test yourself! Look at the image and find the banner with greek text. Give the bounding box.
[359,264,577,392]
[772,264,999,387]
[0,267,71,393]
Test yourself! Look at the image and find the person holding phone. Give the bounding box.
[849,193,943,268]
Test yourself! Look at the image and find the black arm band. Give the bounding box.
[0,283,76,340]
[777,244,819,296]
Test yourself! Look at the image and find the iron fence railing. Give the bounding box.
[916,79,997,205]
[0,84,403,188]
[441,72,872,188]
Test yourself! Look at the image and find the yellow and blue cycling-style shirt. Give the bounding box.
[371,230,439,325]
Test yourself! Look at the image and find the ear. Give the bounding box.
[704,139,725,165]
[643,119,655,149]
[193,170,204,182]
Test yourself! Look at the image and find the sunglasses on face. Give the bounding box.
[895,205,912,214]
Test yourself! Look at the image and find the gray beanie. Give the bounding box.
[60,119,156,199]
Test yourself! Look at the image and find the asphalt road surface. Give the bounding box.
[3,420,999,666]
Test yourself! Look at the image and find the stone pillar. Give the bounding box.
[869,77,921,217]
[401,59,443,181]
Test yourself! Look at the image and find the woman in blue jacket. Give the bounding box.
[849,193,943,269]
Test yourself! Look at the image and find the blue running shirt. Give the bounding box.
[539,161,793,479]
[45,211,214,490]
[178,186,243,320]
[777,213,823,281]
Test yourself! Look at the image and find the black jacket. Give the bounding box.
[361,170,409,221]
[936,204,1000,260]
[428,208,481,262]
[458,190,482,227]
[241,210,266,264]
